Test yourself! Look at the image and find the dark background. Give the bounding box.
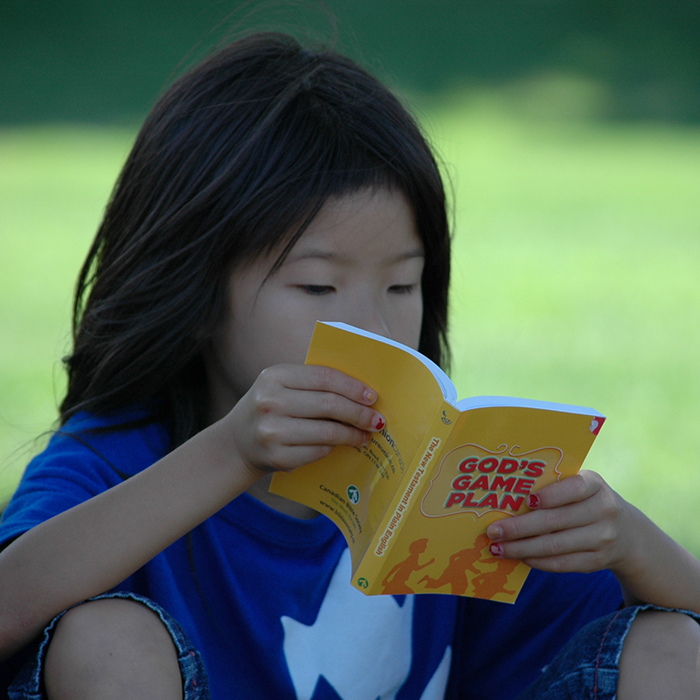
[2,0,700,125]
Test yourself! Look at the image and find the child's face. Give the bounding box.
[204,187,424,420]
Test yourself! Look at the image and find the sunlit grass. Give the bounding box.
[0,126,135,501]
[425,96,700,554]
[1,105,699,556]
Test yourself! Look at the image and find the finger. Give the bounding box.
[521,551,610,574]
[528,470,604,510]
[487,499,600,542]
[271,364,378,405]
[283,389,385,432]
[258,416,372,451]
[255,365,384,431]
[490,521,613,563]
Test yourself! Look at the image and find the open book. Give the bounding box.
[270,322,605,603]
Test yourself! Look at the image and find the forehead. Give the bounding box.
[283,188,423,263]
[229,187,424,290]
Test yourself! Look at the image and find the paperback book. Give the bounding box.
[270,322,605,603]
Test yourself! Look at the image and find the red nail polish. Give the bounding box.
[489,542,503,557]
[528,494,540,509]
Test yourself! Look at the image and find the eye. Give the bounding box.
[388,284,418,294]
[298,285,335,295]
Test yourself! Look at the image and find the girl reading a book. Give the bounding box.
[1,32,699,700]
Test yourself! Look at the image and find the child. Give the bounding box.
[1,32,699,700]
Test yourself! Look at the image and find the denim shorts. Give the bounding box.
[517,603,700,700]
[6,593,700,700]
[6,591,210,700]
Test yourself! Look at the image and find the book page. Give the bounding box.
[455,394,605,417]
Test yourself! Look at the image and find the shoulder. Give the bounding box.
[0,408,169,547]
[50,408,170,480]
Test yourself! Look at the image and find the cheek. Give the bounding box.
[242,306,317,370]
[414,294,425,343]
[392,295,424,351]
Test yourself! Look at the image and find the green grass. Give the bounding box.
[1,106,700,556]
[0,126,135,500]
[425,97,700,554]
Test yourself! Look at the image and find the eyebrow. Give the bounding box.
[284,248,425,265]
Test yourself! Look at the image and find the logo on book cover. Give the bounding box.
[347,485,360,505]
[420,443,563,519]
[589,417,605,435]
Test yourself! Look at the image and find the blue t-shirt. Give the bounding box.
[0,411,623,699]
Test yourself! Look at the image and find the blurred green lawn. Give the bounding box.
[1,102,699,556]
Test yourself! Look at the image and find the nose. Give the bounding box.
[337,294,391,339]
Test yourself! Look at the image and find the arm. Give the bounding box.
[0,364,384,660]
[485,470,700,613]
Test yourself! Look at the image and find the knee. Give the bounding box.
[618,610,700,700]
[625,610,700,654]
[44,597,183,700]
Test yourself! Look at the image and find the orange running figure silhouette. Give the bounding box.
[417,533,491,595]
[470,557,521,598]
[381,538,435,594]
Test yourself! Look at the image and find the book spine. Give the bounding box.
[352,403,461,595]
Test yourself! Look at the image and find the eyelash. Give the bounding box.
[388,284,416,294]
[300,285,334,295]
[299,284,417,296]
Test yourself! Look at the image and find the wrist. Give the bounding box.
[607,500,648,584]
[608,501,700,609]
[207,413,268,486]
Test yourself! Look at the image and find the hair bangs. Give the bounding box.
[61,33,451,446]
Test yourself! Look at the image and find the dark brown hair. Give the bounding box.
[61,32,451,447]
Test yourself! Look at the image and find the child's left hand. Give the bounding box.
[485,470,629,574]
[486,470,700,612]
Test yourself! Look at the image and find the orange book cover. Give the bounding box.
[270,322,605,603]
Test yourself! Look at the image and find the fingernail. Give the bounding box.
[489,542,503,557]
[487,525,503,540]
[528,494,540,509]
[372,414,385,431]
[363,389,377,403]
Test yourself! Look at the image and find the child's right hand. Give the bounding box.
[223,364,385,478]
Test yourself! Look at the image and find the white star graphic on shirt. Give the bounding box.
[281,548,451,700]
